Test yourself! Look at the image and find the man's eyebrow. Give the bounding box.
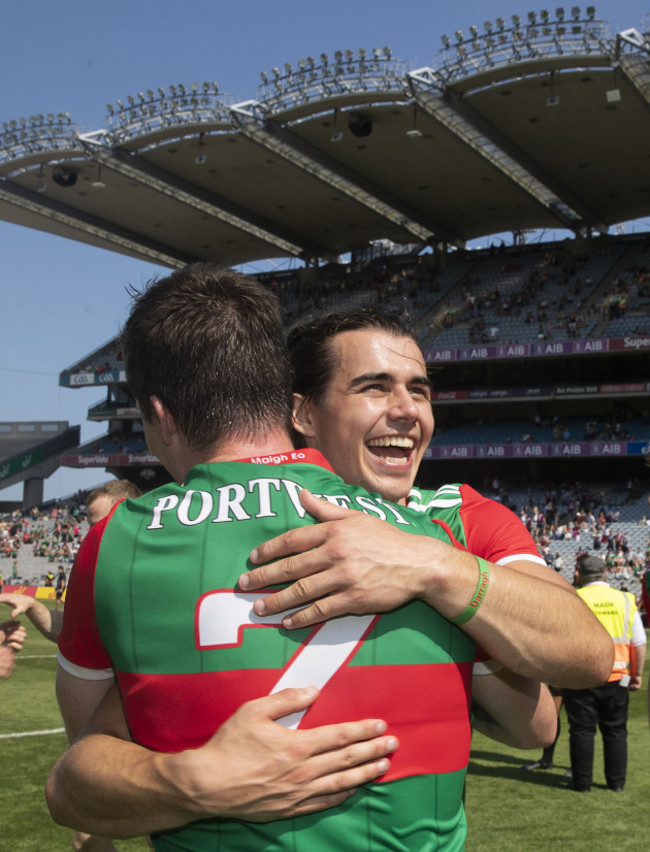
[348,372,433,390]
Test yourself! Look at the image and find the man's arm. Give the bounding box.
[629,613,647,691]
[471,671,556,749]
[0,593,63,644]
[242,490,613,688]
[47,679,398,839]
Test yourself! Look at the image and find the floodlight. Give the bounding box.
[321,52,329,63]
[606,88,621,102]
[586,5,595,18]
[469,24,478,38]
[571,6,580,20]
[512,14,521,26]
[272,67,280,77]
[373,47,382,58]
[455,29,464,42]
[441,34,450,47]
[496,17,505,29]
[260,71,268,84]
[358,47,366,57]
[334,50,343,62]
[107,103,114,115]
[556,7,565,20]
[484,21,493,32]
[528,12,537,24]
[383,46,391,58]
[540,9,550,21]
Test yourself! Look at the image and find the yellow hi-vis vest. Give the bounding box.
[578,584,636,683]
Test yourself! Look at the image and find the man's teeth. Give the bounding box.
[367,437,414,448]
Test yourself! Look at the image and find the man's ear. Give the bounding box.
[150,395,177,445]
[292,393,316,439]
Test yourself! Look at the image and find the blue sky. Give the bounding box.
[1,0,648,501]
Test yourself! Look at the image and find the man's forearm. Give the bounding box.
[47,684,398,838]
[47,735,195,838]
[244,502,614,688]
[420,547,614,688]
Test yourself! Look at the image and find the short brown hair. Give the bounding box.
[121,263,292,451]
[87,480,142,507]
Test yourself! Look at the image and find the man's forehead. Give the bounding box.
[332,328,426,373]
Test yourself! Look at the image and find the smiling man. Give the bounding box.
[244,310,613,691]
[291,323,432,504]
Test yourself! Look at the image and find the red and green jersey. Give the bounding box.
[60,450,475,851]
[408,483,545,566]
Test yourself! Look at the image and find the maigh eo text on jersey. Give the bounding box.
[146,478,412,530]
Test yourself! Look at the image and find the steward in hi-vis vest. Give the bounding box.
[577,583,636,683]
[563,554,646,793]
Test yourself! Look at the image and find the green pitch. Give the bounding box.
[2,601,648,850]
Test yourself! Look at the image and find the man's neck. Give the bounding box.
[177,428,294,481]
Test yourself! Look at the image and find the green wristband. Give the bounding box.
[449,557,490,626]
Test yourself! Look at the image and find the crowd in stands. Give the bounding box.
[0,496,90,586]
[57,236,650,384]
[488,479,650,607]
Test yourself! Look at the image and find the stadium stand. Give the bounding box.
[0,7,648,600]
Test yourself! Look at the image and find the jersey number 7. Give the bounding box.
[196,590,378,727]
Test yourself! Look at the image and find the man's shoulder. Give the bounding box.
[407,483,489,513]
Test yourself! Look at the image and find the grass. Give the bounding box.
[1,601,147,851]
[466,638,649,851]
[2,602,648,850]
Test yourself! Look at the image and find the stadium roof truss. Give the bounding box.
[0,9,649,268]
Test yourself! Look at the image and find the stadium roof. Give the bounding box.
[1,9,649,268]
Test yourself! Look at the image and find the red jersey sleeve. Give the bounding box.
[58,517,112,673]
[458,485,546,567]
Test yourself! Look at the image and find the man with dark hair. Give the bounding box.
[246,309,613,690]
[49,265,540,850]
[563,554,646,792]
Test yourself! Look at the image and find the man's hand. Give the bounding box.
[172,686,398,822]
[0,644,15,678]
[48,684,399,836]
[0,623,26,678]
[241,489,441,629]
[1,620,27,653]
[0,592,34,619]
